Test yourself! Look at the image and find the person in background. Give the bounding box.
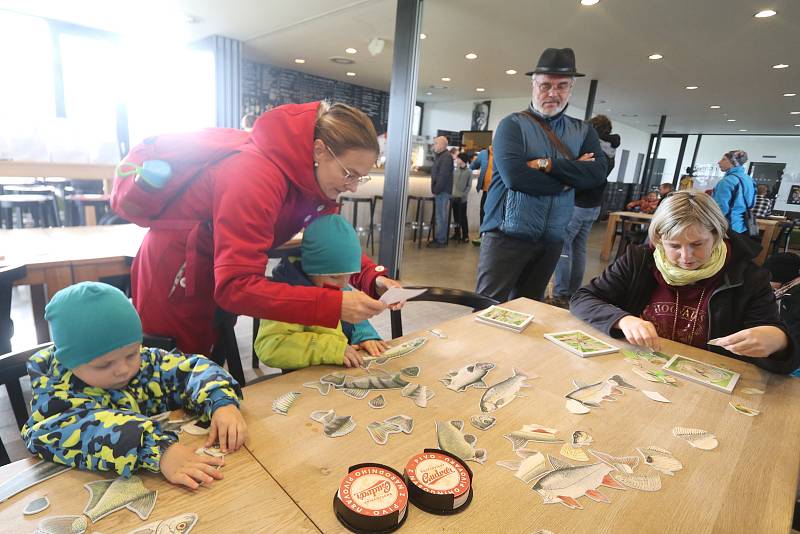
[241,113,257,132]
[552,114,620,307]
[450,153,472,242]
[22,282,246,489]
[679,167,694,190]
[752,184,774,218]
[571,192,798,374]
[763,253,800,358]
[254,215,389,369]
[626,191,660,213]
[429,135,454,248]
[470,145,493,243]
[712,149,755,235]
[659,182,674,198]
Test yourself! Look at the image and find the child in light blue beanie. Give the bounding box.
[22,282,247,490]
[254,215,389,369]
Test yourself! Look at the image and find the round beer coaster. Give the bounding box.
[403,449,473,515]
[333,463,409,533]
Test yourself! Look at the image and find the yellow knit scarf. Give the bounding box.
[653,241,727,286]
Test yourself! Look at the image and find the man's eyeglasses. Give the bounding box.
[534,81,574,94]
[326,145,371,185]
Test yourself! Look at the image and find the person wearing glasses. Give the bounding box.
[570,192,798,374]
[128,101,402,358]
[476,47,607,303]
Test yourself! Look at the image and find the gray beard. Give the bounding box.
[532,100,566,117]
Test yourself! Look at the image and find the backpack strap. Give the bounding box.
[518,110,577,160]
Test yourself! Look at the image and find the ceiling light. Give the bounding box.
[420,33,427,39]
[739,129,748,132]
[727,119,737,122]
[648,54,663,60]
[465,53,478,60]
[581,0,600,5]
[345,47,357,54]
[685,86,698,90]
[441,77,451,82]
[791,111,800,115]
[294,58,306,64]
[754,9,777,18]
[346,72,356,77]
[425,91,432,95]
[784,93,797,97]
[476,87,485,92]
[795,124,800,127]
[773,64,789,69]
[709,105,721,109]
[505,69,517,75]
[330,56,355,64]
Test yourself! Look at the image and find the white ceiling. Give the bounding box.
[2,0,800,135]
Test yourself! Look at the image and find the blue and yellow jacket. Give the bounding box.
[21,346,242,477]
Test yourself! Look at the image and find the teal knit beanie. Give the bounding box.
[301,215,362,275]
[45,282,143,370]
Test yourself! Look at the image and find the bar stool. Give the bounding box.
[368,195,383,255]
[425,197,454,246]
[0,194,55,228]
[339,196,374,248]
[406,195,434,248]
[2,185,61,227]
[65,193,111,226]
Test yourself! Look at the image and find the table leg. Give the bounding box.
[755,225,777,266]
[601,213,621,261]
[30,285,49,343]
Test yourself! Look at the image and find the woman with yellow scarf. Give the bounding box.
[571,192,798,374]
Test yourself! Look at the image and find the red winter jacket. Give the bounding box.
[130,102,384,355]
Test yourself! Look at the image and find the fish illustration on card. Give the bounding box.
[564,377,626,410]
[480,368,535,412]
[367,415,414,445]
[310,410,356,438]
[368,394,386,409]
[436,420,487,464]
[504,424,562,451]
[632,367,678,385]
[401,383,435,408]
[589,449,640,474]
[319,370,409,401]
[271,391,301,416]
[560,444,589,462]
[571,431,593,448]
[672,427,718,450]
[36,515,89,534]
[440,362,496,392]
[361,336,427,367]
[636,446,683,476]
[127,512,199,534]
[303,380,332,395]
[532,455,625,509]
[469,414,497,431]
[401,366,421,377]
[497,450,549,484]
[83,475,158,522]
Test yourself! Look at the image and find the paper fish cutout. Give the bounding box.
[730,402,760,416]
[565,377,625,410]
[23,495,50,515]
[83,475,158,522]
[672,427,718,450]
[436,420,487,464]
[571,430,593,448]
[469,414,497,431]
[632,367,677,385]
[613,472,662,492]
[195,446,224,459]
[0,460,70,503]
[440,362,496,392]
[319,370,409,401]
[642,390,671,403]
[565,399,590,414]
[271,391,301,416]
[127,512,199,534]
[36,514,88,534]
[401,383,435,408]
[366,415,414,445]
[303,380,332,395]
[341,388,370,400]
[362,336,427,367]
[560,444,589,462]
[622,349,670,366]
[497,449,549,483]
[740,387,764,395]
[401,366,421,377]
[589,449,640,474]
[532,455,625,509]
[310,409,356,438]
[504,424,562,451]
[480,368,534,412]
[368,394,386,409]
[636,446,683,476]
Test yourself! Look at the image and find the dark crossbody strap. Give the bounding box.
[519,109,576,160]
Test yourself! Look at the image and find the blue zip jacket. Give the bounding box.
[480,105,606,241]
[712,166,756,234]
[470,148,491,191]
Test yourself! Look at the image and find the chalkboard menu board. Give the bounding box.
[436,129,462,147]
[241,60,389,134]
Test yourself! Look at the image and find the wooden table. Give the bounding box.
[0,433,319,533]
[241,298,800,533]
[600,211,781,265]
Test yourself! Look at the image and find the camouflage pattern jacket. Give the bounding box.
[21,346,242,477]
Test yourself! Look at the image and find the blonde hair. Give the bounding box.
[648,191,728,246]
[315,101,379,156]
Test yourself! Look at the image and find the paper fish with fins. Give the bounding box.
[436,420,487,464]
[318,370,409,400]
[532,455,625,509]
[440,362,496,392]
[310,409,356,438]
[83,475,158,522]
[504,424,563,451]
[127,512,199,534]
[564,377,625,409]
[497,450,550,484]
[480,368,534,412]
[362,336,427,367]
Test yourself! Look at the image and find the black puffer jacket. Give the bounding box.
[570,233,799,374]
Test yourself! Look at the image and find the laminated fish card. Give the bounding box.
[404,449,473,515]
[334,463,409,533]
[662,354,739,394]
[544,330,618,358]
[474,305,534,333]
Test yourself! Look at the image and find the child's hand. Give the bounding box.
[160,442,224,490]
[207,405,248,453]
[343,345,365,368]
[356,339,390,356]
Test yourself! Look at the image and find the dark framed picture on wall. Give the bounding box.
[471,100,491,131]
[789,185,800,205]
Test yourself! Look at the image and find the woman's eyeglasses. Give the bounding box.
[326,145,371,185]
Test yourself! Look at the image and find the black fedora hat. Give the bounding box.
[525,47,585,77]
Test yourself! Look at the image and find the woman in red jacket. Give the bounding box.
[126,101,400,356]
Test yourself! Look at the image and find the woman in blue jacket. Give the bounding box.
[712,149,755,234]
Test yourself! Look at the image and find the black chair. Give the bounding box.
[0,194,56,228]
[2,185,61,227]
[389,286,499,339]
[614,218,649,260]
[1,265,27,355]
[770,220,799,255]
[0,342,51,466]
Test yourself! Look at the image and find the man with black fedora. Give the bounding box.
[475,47,607,303]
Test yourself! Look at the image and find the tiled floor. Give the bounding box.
[3,225,609,462]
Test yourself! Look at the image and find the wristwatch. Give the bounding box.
[537,158,549,172]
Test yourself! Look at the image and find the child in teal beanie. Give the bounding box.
[22,282,247,490]
[254,214,389,369]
